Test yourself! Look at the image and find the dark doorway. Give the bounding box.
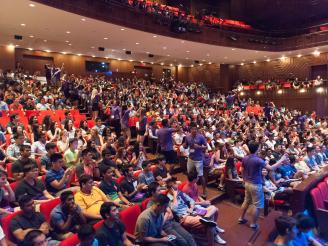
[310,64,327,80]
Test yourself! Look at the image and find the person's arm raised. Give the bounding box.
[265,154,289,171]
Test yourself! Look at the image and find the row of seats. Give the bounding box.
[310,177,328,239]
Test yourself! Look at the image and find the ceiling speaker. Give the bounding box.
[14,35,23,40]
[98,47,105,51]
[126,51,131,55]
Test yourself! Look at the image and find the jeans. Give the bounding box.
[163,221,197,246]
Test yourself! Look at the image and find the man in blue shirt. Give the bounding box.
[185,122,207,198]
[239,141,288,230]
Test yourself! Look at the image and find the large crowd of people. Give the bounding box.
[0,64,327,246]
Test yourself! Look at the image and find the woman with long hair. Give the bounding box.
[89,128,103,148]
[57,130,69,153]
[75,128,87,150]
[137,108,147,146]
[90,88,100,120]
[64,119,76,139]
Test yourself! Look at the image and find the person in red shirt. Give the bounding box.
[9,98,24,111]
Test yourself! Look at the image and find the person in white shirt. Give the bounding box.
[31,132,48,158]
[36,97,51,111]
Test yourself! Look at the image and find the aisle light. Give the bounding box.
[316,87,324,93]
[299,88,306,93]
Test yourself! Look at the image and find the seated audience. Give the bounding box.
[99,149,121,178]
[14,163,54,202]
[23,229,49,246]
[6,133,25,162]
[45,153,74,196]
[74,174,110,223]
[0,168,15,217]
[64,138,80,168]
[50,191,86,239]
[31,132,48,158]
[76,149,100,180]
[153,155,172,184]
[138,160,155,185]
[77,224,99,246]
[12,144,38,181]
[40,142,57,171]
[96,202,133,246]
[9,195,58,245]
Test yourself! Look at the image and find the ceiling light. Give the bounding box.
[162,47,167,50]
[65,40,69,43]
[104,37,108,40]
[92,55,95,58]
[15,45,20,47]
[28,48,33,51]
[277,89,283,94]
[253,61,256,64]
[61,52,67,55]
[140,61,144,63]
[206,54,210,57]
[178,64,182,67]
[256,91,261,95]
[186,50,190,53]
[135,42,140,45]
[280,56,287,61]
[266,58,271,62]
[297,54,302,58]
[129,60,133,62]
[241,63,244,66]
[313,50,320,57]
[151,62,154,64]
[208,62,212,64]
[29,35,34,38]
[160,62,164,65]
[153,35,157,38]
[20,23,26,27]
[81,18,86,21]
[167,54,170,57]
[7,44,15,50]
[240,92,245,96]
[29,3,35,7]
[68,43,72,46]
[120,28,125,31]
[66,31,71,34]
[191,64,194,67]
[77,53,82,56]
[105,57,109,59]
[146,52,150,54]
[299,88,306,93]
[170,64,173,66]
[118,58,122,61]
[199,63,203,66]
[43,39,47,42]
[91,46,95,49]
[202,60,206,62]
[232,48,235,51]
[123,48,126,51]
[45,50,51,53]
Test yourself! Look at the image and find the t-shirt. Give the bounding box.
[95,221,125,246]
[14,179,46,200]
[99,180,121,201]
[99,159,117,175]
[185,133,207,161]
[135,207,164,241]
[277,164,297,179]
[181,183,198,202]
[157,127,174,151]
[225,157,238,179]
[9,212,46,243]
[242,154,266,185]
[40,155,52,170]
[74,187,107,217]
[138,171,155,185]
[153,166,168,180]
[64,149,79,167]
[50,204,83,233]
[11,158,37,175]
[45,168,66,194]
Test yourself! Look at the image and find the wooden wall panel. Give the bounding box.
[0,45,15,71]
[238,52,328,81]
[188,64,221,90]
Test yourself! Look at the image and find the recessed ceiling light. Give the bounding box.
[266,58,271,62]
[153,35,157,38]
[29,3,35,7]
[232,48,235,51]
[20,23,26,27]
[92,55,95,58]
[7,44,15,49]
[160,62,164,65]
[170,64,173,66]
[105,57,109,59]
[65,40,69,43]
[91,46,95,49]
[151,62,154,64]
[253,61,257,64]
[208,62,212,64]
[181,40,185,43]
[199,63,203,66]
[206,54,210,57]
[167,54,170,57]
[104,37,108,40]
[313,50,320,57]
[45,50,51,53]
[68,43,72,46]
[15,45,20,47]
[129,59,133,62]
[186,50,190,53]
[66,31,71,34]
[120,28,125,31]
[29,35,34,38]
[280,55,287,61]
[191,64,194,67]
[224,57,228,59]
[81,18,86,21]
[77,53,82,56]
[140,61,144,63]
[241,63,244,66]
[118,58,122,61]
[43,39,47,42]
[123,48,126,51]
[162,47,167,50]
[297,54,302,58]
[28,48,33,51]
[135,42,140,45]
[178,64,182,67]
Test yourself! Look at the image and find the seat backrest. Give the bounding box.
[39,198,61,222]
[93,220,104,230]
[311,187,324,210]
[1,210,22,240]
[58,233,79,246]
[318,182,328,201]
[119,204,141,234]
[116,176,125,184]
[133,170,142,178]
[178,181,187,191]
[9,181,18,191]
[141,198,151,211]
[6,163,13,179]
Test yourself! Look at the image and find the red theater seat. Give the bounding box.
[119,204,141,235]
[2,210,22,241]
[116,176,125,184]
[58,234,79,246]
[39,197,61,222]
[141,198,151,211]
[318,182,328,201]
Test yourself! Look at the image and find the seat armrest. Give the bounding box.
[126,232,137,243]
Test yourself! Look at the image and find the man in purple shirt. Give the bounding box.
[239,141,288,230]
[157,119,178,173]
[185,122,207,198]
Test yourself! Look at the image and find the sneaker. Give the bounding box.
[216,226,225,233]
[250,224,259,230]
[238,218,248,224]
[199,217,217,227]
[215,235,227,245]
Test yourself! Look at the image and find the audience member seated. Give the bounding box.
[74,174,110,224]
[77,224,99,246]
[12,144,38,181]
[166,178,226,245]
[41,142,57,171]
[138,160,155,185]
[31,132,48,158]
[153,156,172,184]
[50,191,86,239]
[6,133,25,162]
[45,153,75,196]
[120,165,148,203]
[23,229,49,246]
[147,182,197,246]
[14,163,54,202]
[9,195,58,245]
[76,149,100,180]
[0,168,15,217]
[99,166,132,207]
[99,149,121,178]
[272,216,297,246]
[64,138,81,168]
[96,202,133,246]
